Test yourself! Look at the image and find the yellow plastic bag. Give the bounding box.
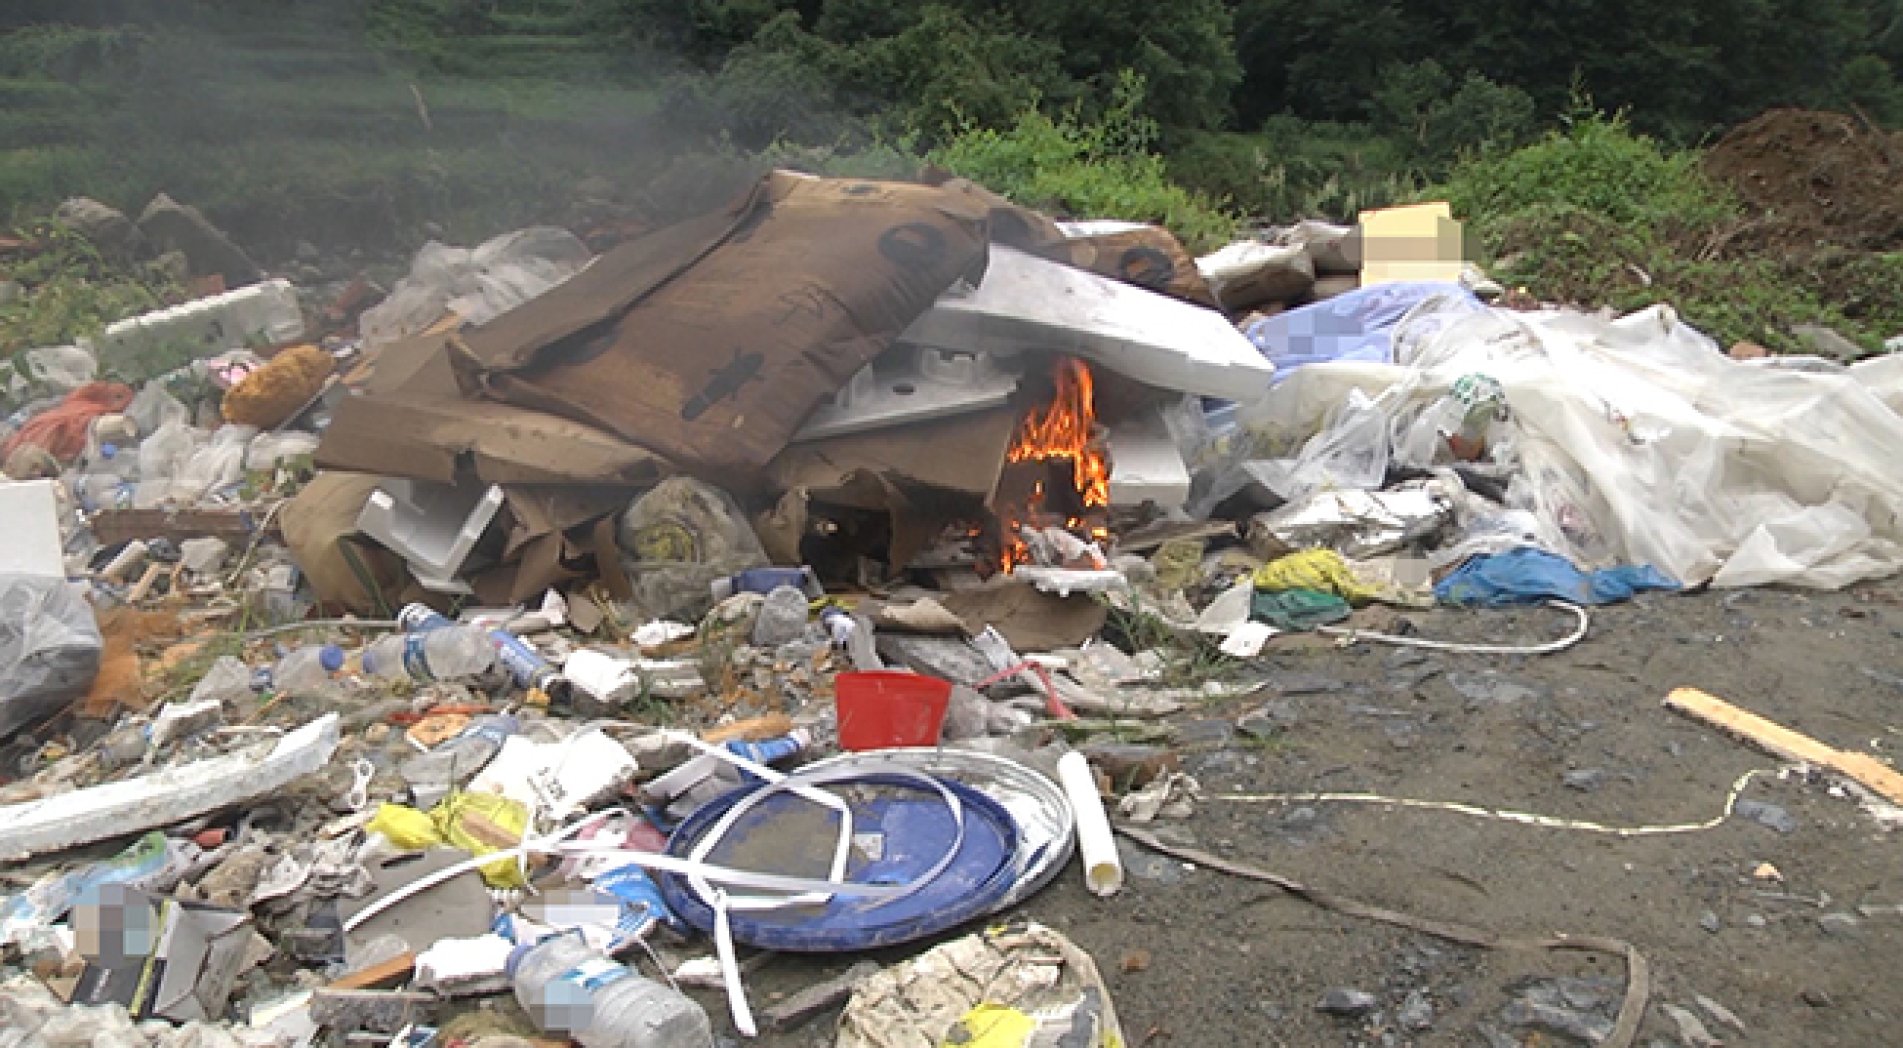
[432,792,531,888]
[364,803,442,851]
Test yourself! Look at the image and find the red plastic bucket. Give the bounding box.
[835,671,953,751]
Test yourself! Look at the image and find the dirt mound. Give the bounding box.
[1703,108,1903,253]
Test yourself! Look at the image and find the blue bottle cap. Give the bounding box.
[318,645,345,672]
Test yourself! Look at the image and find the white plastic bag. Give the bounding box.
[133,420,202,508]
[170,424,257,504]
[360,227,591,346]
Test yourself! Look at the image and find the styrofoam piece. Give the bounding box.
[792,345,1021,441]
[900,245,1275,398]
[1106,407,1191,509]
[1011,567,1128,597]
[356,480,506,594]
[0,480,65,579]
[0,714,340,862]
[90,279,304,377]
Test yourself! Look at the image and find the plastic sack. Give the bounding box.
[0,575,102,743]
[168,423,256,504]
[1434,547,1679,607]
[360,227,591,346]
[836,921,1123,1048]
[618,477,770,621]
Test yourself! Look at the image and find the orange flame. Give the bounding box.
[998,358,1111,572]
[1007,358,1110,506]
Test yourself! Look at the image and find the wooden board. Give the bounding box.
[1664,687,1903,805]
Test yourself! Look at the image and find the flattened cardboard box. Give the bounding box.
[451,171,994,474]
[73,892,253,1023]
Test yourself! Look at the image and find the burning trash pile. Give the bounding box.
[0,169,1901,1047]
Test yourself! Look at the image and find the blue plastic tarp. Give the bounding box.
[1434,547,1681,607]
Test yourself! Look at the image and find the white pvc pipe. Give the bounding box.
[1057,751,1123,897]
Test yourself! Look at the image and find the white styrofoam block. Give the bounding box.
[1106,407,1192,509]
[0,480,67,579]
[900,245,1275,399]
[793,344,1021,441]
[92,280,304,375]
[356,480,505,594]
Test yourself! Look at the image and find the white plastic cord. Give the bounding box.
[1316,599,1590,655]
[1214,768,1769,837]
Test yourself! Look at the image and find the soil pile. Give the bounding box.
[1703,107,1903,253]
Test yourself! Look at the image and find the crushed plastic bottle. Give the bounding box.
[269,644,343,698]
[399,713,519,798]
[188,655,255,705]
[361,625,496,682]
[508,932,712,1048]
[750,584,809,647]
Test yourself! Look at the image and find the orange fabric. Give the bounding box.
[1,381,136,463]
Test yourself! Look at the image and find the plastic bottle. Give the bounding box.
[819,606,855,648]
[395,603,562,695]
[507,933,712,1048]
[269,644,344,697]
[750,584,809,647]
[398,713,519,793]
[189,655,256,704]
[361,626,496,682]
[709,566,821,602]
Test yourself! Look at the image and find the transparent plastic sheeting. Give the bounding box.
[1223,303,1903,590]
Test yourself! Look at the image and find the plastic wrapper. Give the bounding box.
[1285,388,1390,498]
[0,575,102,743]
[3,344,97,400]
[244,430,320,473]
[133,420,201,508]
[360,226,591,346]
[1247,478,1456,560]
[836,921,1122,1048]
[125,382,189,436]
[617,477,770,621]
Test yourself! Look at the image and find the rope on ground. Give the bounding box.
[243,617,400,639]
[1211,768,1770,838]
[1116,824,1651,1048]
[1316,599,1590,655]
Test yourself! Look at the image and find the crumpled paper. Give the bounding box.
[836,921,1123,1048]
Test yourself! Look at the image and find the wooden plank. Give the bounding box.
[328,951,417,991]
[1664,687,1903,805]
[91,507,280,548]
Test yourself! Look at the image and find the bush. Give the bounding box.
[1437,108,1735,239]
[928,73,1236,250]
[1433,108,1901,353]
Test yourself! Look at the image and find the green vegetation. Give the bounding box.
[0,218,178,355]
[1430,110,1903,352]
[927,75,1237,251]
